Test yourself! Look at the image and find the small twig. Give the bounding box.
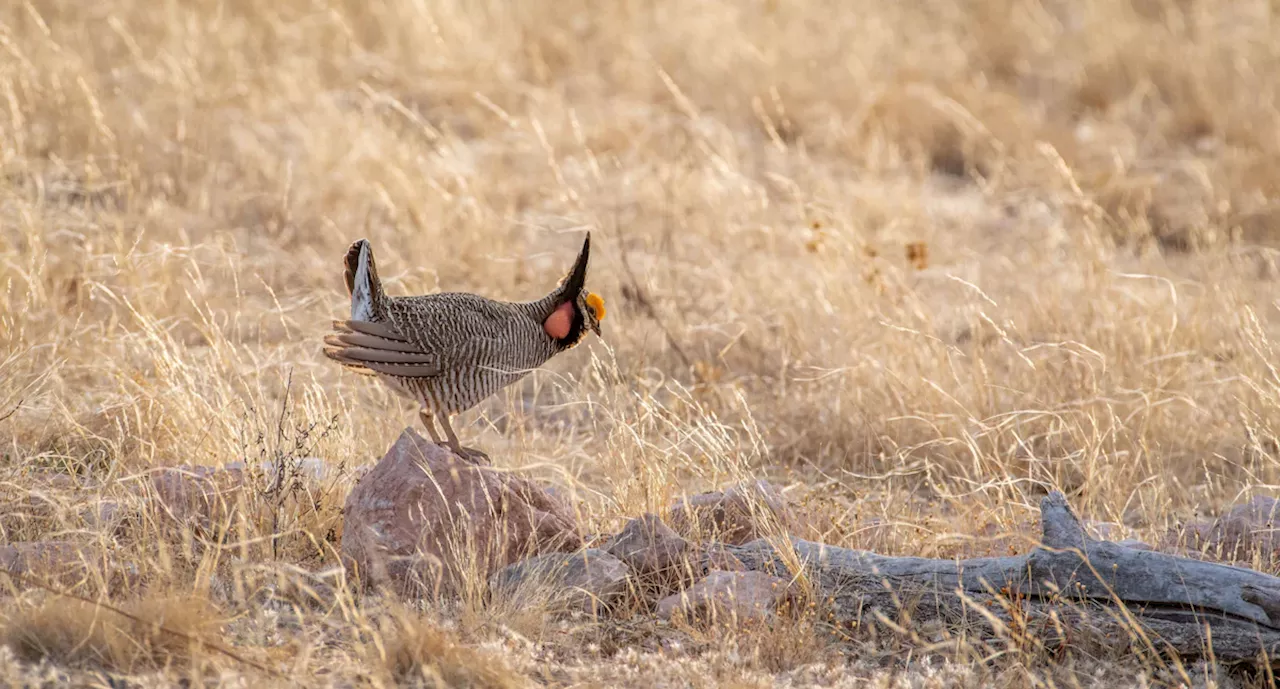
[614,221,693,370]
[0,570,283,678]
[0,399,21,423]
[269,370,296,561]
[272,369,294,497]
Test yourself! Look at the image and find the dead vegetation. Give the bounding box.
[4,0,1280,686]
[374,609,531,689]
[2,595,221,673]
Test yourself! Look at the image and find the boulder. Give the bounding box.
[341,428,581,595]
[656,570,791,625]
[665,480,794,545]
[488,548,629,616]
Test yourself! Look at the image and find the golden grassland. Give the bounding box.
[3,0,1280,686]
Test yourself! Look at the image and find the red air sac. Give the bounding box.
[543,301,574,339]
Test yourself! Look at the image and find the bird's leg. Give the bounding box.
[437,414,489,464]
[437,413,463,454]
[418,409,443,444]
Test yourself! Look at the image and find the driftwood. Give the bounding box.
[727,492,1280,663]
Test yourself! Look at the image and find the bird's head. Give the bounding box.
[543,233,605,347]
[578,290,606,338]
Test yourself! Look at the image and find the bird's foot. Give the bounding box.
[440,443,491,465]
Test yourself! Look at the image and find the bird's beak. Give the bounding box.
[591,321,602,339]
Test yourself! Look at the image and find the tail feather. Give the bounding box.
[325,329,420,353]
[323,325,441,378]
[344,239,385,321]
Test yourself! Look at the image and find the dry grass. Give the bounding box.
[1,594,221,673]
[4,0,1280,685]
[373,609,531,689]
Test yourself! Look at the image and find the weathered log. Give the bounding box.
[727,491,1280,663]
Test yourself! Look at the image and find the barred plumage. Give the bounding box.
[323,234,604,458]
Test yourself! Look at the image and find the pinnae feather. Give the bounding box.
[350,242,375,321]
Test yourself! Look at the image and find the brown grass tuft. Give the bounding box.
[377,611,530,689]
[2,594,221,673]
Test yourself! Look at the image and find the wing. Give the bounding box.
[323,319,444,378]
[324,293,521,379]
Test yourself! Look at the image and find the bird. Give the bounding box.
[323,234,605,460]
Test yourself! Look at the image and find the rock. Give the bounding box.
[0,474,81,536]
[1213,496,1280,560]
[0,541,136,591]
[488,549,629,616]
[1163,520,1215,555]
[80,499,129,536]
[279,457,328,482]
[1148,168,1215,252]
[697,543,746,572]
[1083,519,1124,542]
[228,457,330,483]
[149,464,246,530]
[1116,538,1154,552]
[1,541,90,579]
[656,570,791,625]
[665,480,794,545]
[604,514,691,579]
[1178,496,1280,562]
[341,428,582,595]
[1082,520,1152,551]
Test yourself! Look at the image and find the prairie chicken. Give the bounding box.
[323,234,605,458]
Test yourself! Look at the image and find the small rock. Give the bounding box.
[656,570,791,625]
[1082,520,1152,550]
[1083,520,1124,542]
[1148,168,1215,252]
[1163,520,1215,552]
[149,464,246,530]
[604,514,691,579]
[697,544,746,572]
[1175,496,1280,562]
[80,499,129,536]
[0,541,135,591]
[341,428,581,596]
[1116,538,1154,552]
[1215,496,1280,559]
[665,480,794,545]
[239,457,330,483]
[0,541,89,578]
[0,474,82,535]
[489,548,629,616]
